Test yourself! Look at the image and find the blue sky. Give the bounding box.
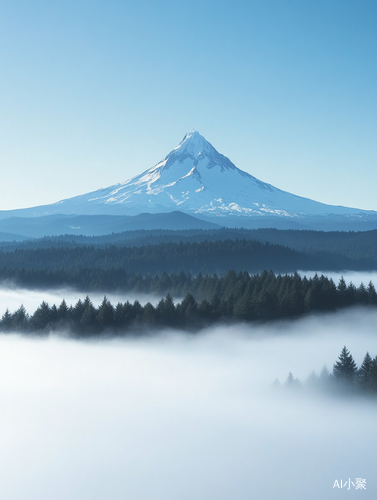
[1,0,376,210]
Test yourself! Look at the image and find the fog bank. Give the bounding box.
[298,270,377,287]
[0,285,163,316]
[0,309,376,499]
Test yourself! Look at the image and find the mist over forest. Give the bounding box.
[1,0,376,494]
[1,231,376,499]
[0,309,376,500]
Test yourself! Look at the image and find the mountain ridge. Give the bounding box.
[1,131,376,230]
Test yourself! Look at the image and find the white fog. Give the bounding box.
[0,272,376,499]
[0,285,163,317]
[298,270,377,287]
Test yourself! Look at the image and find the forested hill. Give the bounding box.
[2,272,377,335]
[1,228,377,266]
[0,239,375,282]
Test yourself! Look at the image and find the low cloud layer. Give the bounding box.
[0,285,163,316]
[298,270,377,287]
[0,307,376,499]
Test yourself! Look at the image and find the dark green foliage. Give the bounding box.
[1,309,13,332]
[358,352,374,392]
[11,305,29,331]
[1,273,377,335]
[97,296,114,328]
[370,356,377,393]
[367,281,377,305]
[333,346,358,385]
[79,296,97,334]
[30,301,51,330]
[1,228,377,268]
[0,231,376,288]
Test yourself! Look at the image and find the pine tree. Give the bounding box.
[367,281,377,305]
[1,309,13,332]
[357,283,369,305]
[369,356,377,393]
[337,276,349,307]
[358,352,373,391]
[114,302,125,328]
[58,299,69,321]
[156,293,176,326]
[80,297,97,333]
[30,301,51,331]
[142,302,156,325]
[178,293,198,322]
[333,346,358,387]
[285,372,301,389]
[318,365,332,390]
[97,296,114,329]
[11,304,29,331]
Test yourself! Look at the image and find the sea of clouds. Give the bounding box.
[0,312,376,499]
[0,271,376,499]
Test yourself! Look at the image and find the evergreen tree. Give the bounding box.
[156,293,176,326]
[1,309,13,332]
[11,304,29,331]
[369,356,377,393]
[333,346,358,387]
[30,301,51,330]
[142,302,156,325]
[178,293,198,322]
[285,372,301,389]
[80,297,97,333]
[358,352,373,391]
[57,299,69,321]
[233,294,250,320]
[318,365,332,389]
[337,276,348,306]
[72,299,85,322]
[114,302,125,328]
[356,283,369,304]
[367,281,377,305]
[97,296,114,329]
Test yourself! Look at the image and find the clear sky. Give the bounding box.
[1,0,376,211]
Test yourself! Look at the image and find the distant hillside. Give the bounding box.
[0,211,220,239]
[0,236,375,291]
[0,231,29,242]
[1,228,377,267]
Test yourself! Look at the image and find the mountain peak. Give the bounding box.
[173,130,215,159]
[3,131,374,226]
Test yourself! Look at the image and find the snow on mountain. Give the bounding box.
[2,130,376,220]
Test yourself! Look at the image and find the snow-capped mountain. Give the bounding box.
[1,131,376,223]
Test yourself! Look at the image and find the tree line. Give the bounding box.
[0,238,373,278]
[1,272,377,335]
[1,228,377,266]
[277,346,377,397]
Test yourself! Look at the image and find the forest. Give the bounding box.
[279,346,377,397]
[2,271,377,335]
[1,227,377,265]
[2,229,377,338]
[0,237,375,292]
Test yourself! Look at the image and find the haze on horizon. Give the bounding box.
[0,0,376,212]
